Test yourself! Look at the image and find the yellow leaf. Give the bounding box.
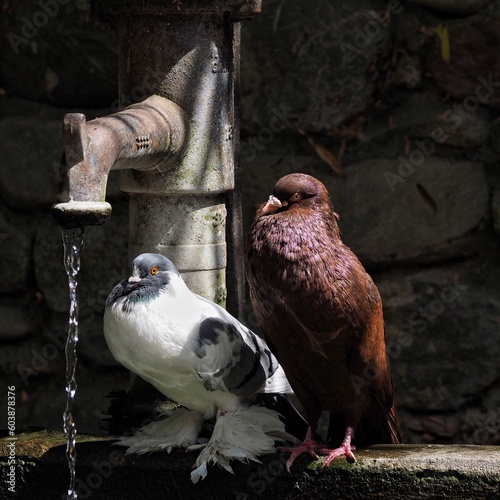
[434,24,450,64]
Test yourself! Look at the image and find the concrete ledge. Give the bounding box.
[1,431,499,499]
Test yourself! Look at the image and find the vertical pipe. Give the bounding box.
[226,21,246,319]
[94,1,263,311]
[95,0,263,427]
[116,12,235,305]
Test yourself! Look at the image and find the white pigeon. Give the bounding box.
[103,253,298,482]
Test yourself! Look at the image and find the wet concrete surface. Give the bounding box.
[1,431,500,499]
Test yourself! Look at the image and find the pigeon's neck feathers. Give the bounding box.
[160,272,190,299]
[112,271,191,314]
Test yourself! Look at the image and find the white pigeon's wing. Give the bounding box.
[261,364,293,394]
[193,297,279,396]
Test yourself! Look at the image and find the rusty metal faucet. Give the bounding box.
[53,95,188,224]
[53,0,262,314]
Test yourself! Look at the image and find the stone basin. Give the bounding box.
[1,431,499,499]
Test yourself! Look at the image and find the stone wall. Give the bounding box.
[0,0,499,446]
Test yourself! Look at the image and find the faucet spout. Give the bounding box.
[52,95,188,228]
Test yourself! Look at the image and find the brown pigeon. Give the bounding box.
[245,173,401,470]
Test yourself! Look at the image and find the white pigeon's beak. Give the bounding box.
[128,276,142,284]
[261,195,284,215]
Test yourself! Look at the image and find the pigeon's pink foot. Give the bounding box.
[281,426,357,471]
[321,426,356,467]
[279,427,321,472]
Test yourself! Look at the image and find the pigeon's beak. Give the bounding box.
[128,276,142,284]
[261,195,284,215]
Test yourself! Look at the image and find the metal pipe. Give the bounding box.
[52,0,264,432]
[53,1,262,307]
[92,0,261,308]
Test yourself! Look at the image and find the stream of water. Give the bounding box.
[62,227,85,500]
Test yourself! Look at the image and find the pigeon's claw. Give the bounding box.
[322,425,356,467]
[279,427,320,472]
[321,443,356,466]
[281,425,357,472]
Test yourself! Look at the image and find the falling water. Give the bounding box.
[62,227,85,500]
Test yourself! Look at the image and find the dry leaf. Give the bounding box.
[269,157,284,169]
[416,183,437,212]
[337,140,347,165]
[404,135,411,156]
[298,128,345,176]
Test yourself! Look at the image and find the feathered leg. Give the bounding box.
[118,407,204,454]
[190,406,287,483]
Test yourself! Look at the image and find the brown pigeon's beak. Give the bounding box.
[261,195,285,215]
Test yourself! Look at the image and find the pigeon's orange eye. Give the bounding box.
[290,193,302,202]
[151,266,160,275]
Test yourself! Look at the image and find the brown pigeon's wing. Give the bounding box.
[253,258,401,446]
[339,275,402,446]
